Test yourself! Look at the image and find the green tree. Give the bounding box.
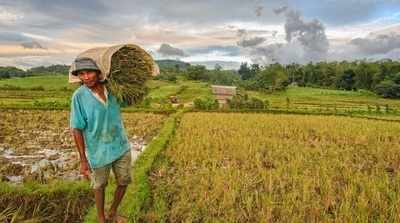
[336,69,356,90]
[255,64,289,91]
[354,62,375,90]
[0,66,26,78]
[214,63,222,71]
[375,80,400,98]
[238,62,255,80]
[186,65,207,80]
[208,70,240,85]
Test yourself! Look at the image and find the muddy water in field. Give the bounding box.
[0,110,165,183]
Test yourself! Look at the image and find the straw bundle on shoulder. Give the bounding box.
[69,44,159,105]
[108,46,154,105]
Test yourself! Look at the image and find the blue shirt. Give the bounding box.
[70,85,130,169]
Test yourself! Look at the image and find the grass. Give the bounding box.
[143,112,400,222]
[146,80,212,105]
[0,180,92,222]
[0,75,76,109]
[0,75,76,90]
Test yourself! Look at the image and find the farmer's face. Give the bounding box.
[78,70,98,88]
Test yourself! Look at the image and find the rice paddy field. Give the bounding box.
[143,112,400,222]
[0,110,166,183]
[248,87,400,113]
[0,109,167,222]
[2,75,400,222]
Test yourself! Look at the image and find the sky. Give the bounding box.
[1,0,400,69]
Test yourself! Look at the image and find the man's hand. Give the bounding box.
[80,160,90,180]
[71,128,90,180]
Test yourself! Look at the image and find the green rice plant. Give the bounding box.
[0,181,93,222]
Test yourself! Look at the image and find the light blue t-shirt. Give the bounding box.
[70,85,130,169]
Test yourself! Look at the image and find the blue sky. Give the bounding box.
[0,0,400,69]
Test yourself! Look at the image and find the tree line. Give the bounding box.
[156,59,400,99]
[238,60,400,98]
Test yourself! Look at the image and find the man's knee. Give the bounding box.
[113,152,132,186]
[91,166,111,189]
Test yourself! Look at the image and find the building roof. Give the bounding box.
[211,85,237,95]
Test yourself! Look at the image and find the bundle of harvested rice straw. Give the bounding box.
[69,44,159,105]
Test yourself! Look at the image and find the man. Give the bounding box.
[70,57,131,223]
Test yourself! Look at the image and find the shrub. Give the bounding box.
[193,96,219,110]
[227,94,269,109]
[154,73,178,82]
[375,80,400,98]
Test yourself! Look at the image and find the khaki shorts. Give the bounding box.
[90,151,132,189]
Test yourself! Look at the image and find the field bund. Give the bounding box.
[143,112,400,222]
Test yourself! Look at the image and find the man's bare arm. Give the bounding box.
[71,128,90,179]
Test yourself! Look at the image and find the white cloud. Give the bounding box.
[0,6,23,25]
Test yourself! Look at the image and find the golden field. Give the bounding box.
[145,112,400,222]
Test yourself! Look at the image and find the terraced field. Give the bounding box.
[2,75,400,115]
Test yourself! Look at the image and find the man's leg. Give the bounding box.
[91,165,111,223]
[94,186,106,223]
[108,185,127,220]
[109,151,132,221]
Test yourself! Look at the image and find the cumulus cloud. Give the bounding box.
[238,7,329,64]
[350,33,400,55]
[236,29,267,47]
[243,42,310,64]
[281,9,329,60]
[186,45,241,57]
[157,43,186,57]
[237,36,266,47]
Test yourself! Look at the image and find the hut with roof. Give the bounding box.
[211,85,237,107]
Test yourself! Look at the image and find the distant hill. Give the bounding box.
[189,61,241,70]
[155,59,241,71]
[27,64,70,75]
[0,64,70,78]
[156,59,191,71]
